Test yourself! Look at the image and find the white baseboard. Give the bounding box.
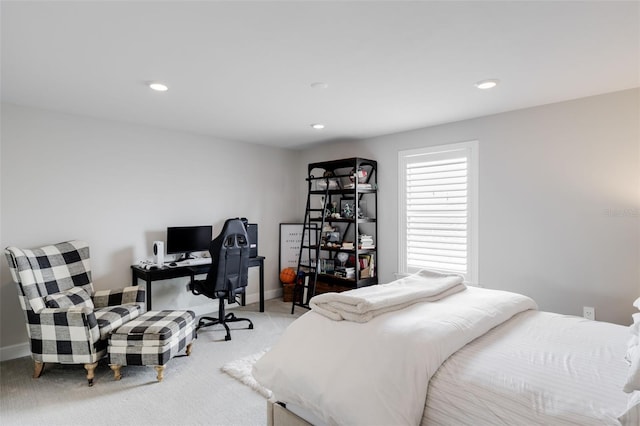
[0,342,30,362]
[245,287,283,306]
[0,290,286,362]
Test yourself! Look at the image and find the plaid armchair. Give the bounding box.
[4,240,146,386]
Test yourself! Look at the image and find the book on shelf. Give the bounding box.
[358,234,375,249]
[343,183,373,190]
[357,253,375,278]
[341,241,354,249]
[320,258,335,274]
[335,266,356,279]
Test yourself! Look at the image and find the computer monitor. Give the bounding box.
[166,225,213,260]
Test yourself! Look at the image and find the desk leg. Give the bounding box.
[259,260,264,312]
[146,279,152,311]
[132,271,152,311]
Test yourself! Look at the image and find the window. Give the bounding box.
[398,141,478,283]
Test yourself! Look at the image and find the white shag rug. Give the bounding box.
[221,349,273,398]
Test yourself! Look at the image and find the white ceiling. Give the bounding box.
[2,1,639,149]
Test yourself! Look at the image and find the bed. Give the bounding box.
[253,270,640,426]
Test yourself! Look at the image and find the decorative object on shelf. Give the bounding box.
[326,231,340,243]
[350,167,368,184]
[317,179,339,190]
[336,252,349,267]
[341,199,354,219]
[317,170,340,190]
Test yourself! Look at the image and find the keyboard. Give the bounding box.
[181,258,212,266]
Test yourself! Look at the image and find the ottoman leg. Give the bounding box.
[84,362,98,387]
[186,343,193,356]
[155,365,165,382]
[110,364,122,381]
[33,361,45,379]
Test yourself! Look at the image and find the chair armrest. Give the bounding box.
[37,307,101,344]
[93,286,145,309]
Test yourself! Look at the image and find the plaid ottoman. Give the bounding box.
[108,310,196,382]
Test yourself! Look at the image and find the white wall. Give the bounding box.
[1,104,300,357]
[298,89,640,325]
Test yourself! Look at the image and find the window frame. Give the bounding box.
[398,140,479,284]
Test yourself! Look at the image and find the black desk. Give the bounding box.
[131,256,265,312]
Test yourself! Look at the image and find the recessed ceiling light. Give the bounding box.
[311,82,329,89]
[311,123,325,130]
[149,82,168,92]
[474,79,499,90]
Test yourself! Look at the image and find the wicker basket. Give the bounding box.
[282,283,295,302]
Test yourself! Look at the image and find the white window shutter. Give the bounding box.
[399,141,478,283]
[406,156,468,273]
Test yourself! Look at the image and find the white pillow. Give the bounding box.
[634,297,640,311]
[626,335,639,366]
[624,313,640,392]
[45,287,94,309]
[626,313,640,365]
[633,313,640,335]
[619,390,640,426]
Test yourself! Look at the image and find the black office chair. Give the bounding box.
[189,218,254,341]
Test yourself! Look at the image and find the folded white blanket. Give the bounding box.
[309,269,466,322]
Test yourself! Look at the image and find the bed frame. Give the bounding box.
[267,400,312,426]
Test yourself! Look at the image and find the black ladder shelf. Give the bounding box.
[291,175,329,313]
[291,157,378,314]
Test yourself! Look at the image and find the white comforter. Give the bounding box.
[423,310,630,425]
[253,286,537,425]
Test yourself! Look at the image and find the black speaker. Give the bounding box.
[246,223,258,258]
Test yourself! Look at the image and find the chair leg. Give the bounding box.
[222,322,231,341]
[196,298,253,341]
[225,312,254,329]
[33,361,44,379]
[154,365,165,382]
[84,362,98,387]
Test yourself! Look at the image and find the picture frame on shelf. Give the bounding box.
[326,231,340,243]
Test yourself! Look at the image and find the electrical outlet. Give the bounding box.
[583,306,595,321]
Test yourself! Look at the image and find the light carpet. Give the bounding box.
[221,349,272,399]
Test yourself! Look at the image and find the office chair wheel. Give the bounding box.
[248,323,254,329]
[225,334,231,341]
